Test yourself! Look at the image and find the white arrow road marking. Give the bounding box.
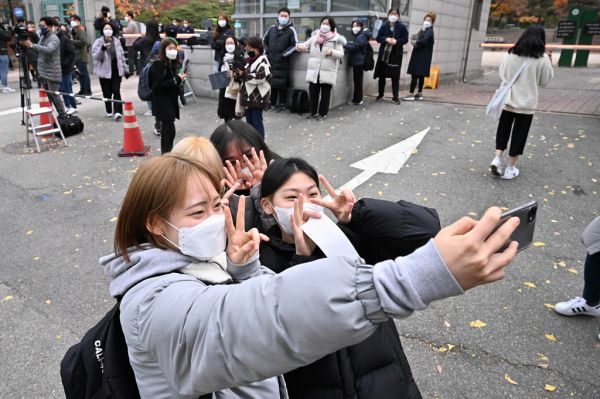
[0,104,40,116]
[325,127,430,199]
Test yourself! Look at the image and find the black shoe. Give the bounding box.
[392,97,401,104]
[376,95,384,101]
[306,114,318,119]
[414,93,423,101]
[317,114,327,121]
[76,91,84,96]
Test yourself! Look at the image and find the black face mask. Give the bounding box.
[247,50,256,58]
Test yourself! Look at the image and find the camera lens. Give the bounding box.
[527,206,537,223]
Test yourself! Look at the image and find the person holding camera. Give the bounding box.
[19,17,66,115]
[92,23,128,120]
[70,15,91,96]
[94,6,120,38]
[0,21,13,93]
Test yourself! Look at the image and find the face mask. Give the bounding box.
[162,214,227,260]
[103,29,113,37]
[225,44,236,53]
[40,27,48,35]
[218,19,227,28]
[166,49,178,60]
[70,21,78,28]
[320,24,331,33]
[423,21,432,29]
[125,17,130,22]
[247,50,256,58]
[388,15,399,23]
[278,17,289,26]
[272,203,324,236]
[352,27,361,35]
[184,23,189,27]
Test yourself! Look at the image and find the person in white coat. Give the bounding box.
[297,16,346,121]
[489,26,553,180]
[91,23,128,120]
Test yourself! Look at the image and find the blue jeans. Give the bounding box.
[0,54,9,87]
[245,108,264,138]
[59,74,77,109]
[75,60,91,94]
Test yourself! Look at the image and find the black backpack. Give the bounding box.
[363,42,375,72]
[60,301,140,399]
[288,89,309,114]
[57,114,84,137]
[137,60,155,101]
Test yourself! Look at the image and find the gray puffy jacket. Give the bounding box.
[31,32,61,82]
[582,217,600,256]
[91,36,126,79]
[101,239,463,398]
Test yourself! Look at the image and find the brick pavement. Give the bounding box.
[419,67,600,116]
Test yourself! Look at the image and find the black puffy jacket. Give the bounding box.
[259,198,440,399]
[262,23,298,89]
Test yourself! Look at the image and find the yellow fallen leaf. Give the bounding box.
[33,256,40,261]
[63,190,72,195]
[437,346,447,352]
[443,320,451,328]
[566,143,575,149]
[45,299,52,305]
[467,211,478,217]
[447,344,455,351]
[523,282,537,288]
[545,384,556,392]
[533,242,546,247]
[2,295,14,301]
[109,217,118,222]
[544,303,555,310]
[567,268,578,274]
[470,320,487,328]
[538,353,549,362]
[26,230,33,235]
[557,261,566,267]
[545,333,557,342]
[504,373,519,385]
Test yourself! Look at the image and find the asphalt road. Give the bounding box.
[0,74,599,399]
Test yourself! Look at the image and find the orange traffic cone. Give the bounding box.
[118,101,150,157]
[38,89,52,130]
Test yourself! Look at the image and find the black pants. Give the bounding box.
[352,66,364,103]
[126,46,137,74]
[99,77,123,115]
[495,110,533,157]
[160,119,176,154]
[38,77,66,115]
[309,82,332,117]
[583,252,600,306]
[270,88,288,107]
[409,75,425,93]
[378,76,399,99]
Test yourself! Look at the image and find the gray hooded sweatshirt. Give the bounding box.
[101,239,463,398]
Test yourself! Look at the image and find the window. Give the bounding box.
[235,19,261,39]
[264,0,327,13]
[235,0,260,14]
[330,16,377,41]
[331,0,388,13]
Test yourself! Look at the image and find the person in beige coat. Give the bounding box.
[297,16,346,121]
[490,26,553,180]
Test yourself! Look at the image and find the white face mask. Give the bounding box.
[352,27,361,35]
[423,21,432,29]
[103,29,113,37]
[166,49,178,60]
[272,203,324,236]
[320,24,331,33]
[388,15,399,23]
[218,19,227,28]
[162,214,227,260]
[225,44,236,53]
[70,21,78,28]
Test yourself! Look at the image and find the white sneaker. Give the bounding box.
[554,297,600,317]
[502,165,519,180]
[402,95,416,101]
[490,156,503,177]
[2,86,15,93]
[144,110,152,117]
[153,128,161,136]
[114,113,122,121]
[106,112,113,117]
[66,107,77,115]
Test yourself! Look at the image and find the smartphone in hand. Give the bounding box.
[495,200,538,253]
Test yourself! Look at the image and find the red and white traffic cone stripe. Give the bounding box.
[118,101,150,157]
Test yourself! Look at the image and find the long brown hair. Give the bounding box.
[114,154,221,261]
[214,13,231,38]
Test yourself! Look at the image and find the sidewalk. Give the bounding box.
[422,66,600,116]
